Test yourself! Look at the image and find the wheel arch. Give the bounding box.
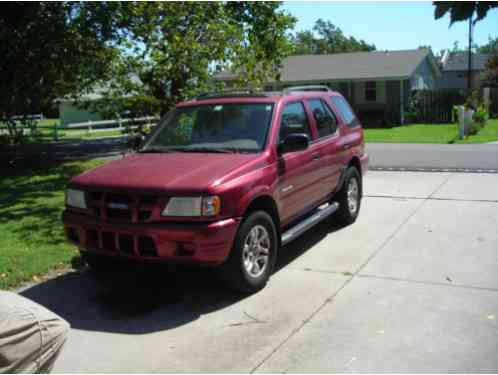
[336,156,363,196]
[241,194,281,247]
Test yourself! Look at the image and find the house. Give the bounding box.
[58,90,105,125]
[437,51,491,90]
[217,49,441,126]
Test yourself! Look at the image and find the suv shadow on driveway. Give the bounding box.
[20,218,346,335]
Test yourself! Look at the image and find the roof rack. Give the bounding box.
[195,89,269,100]
[283,85,332,94]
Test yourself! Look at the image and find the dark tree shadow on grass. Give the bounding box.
[0,159,101,249]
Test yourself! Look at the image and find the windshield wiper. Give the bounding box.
[185,147,237,154]
[138,147,164,153]
[139,146,238,154]
[138,147,191,154]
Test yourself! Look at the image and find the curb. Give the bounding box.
[369,166,498,174]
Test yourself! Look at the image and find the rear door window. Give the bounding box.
[308,99,338,138]
[279,102,312,142]
[330,96,357,126]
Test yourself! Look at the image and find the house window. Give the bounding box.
[365,81,377,102]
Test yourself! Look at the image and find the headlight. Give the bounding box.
[66,189,86,209]
[162,196,221,217]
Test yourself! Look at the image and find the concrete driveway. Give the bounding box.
[21,171,498,372]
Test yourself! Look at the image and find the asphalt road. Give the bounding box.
[1,136,130,162]
[367,143,498,172]
[19,171,498,372]
[3,138,497,172]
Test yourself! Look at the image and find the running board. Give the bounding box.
[281,202,339,246]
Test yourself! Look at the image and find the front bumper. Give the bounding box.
[63,211,241,265]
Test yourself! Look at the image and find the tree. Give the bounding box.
[483,52,498,87]
[93,2,296,117]
[478,36,498,54]
[290,19,376,55]
[434,1,498,24]
[0,2,120,143]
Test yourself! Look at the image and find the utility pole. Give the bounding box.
[467,14,473,90]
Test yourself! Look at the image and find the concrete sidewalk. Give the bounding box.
[20,171,498,372]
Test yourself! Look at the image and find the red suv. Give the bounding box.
[63,86,368,292]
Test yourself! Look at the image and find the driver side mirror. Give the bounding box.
[278,133,310,154]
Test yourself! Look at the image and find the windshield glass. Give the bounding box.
[143,103,274,153]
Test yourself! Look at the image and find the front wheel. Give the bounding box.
[335,167,362,225]
[220,211,278,293]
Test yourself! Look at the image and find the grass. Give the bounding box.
[364,119,498,144]
[0,159,105,289]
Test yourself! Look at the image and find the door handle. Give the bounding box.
[312,153,321,161]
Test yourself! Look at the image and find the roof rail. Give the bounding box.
[283,85,332,94]
[195,89,269,100]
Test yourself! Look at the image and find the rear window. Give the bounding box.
[330,96,357,126]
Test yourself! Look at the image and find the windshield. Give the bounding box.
[143,103,274,153]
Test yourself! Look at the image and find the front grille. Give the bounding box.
[118,234,134,254]
[107,208,132,221]
[138,236,158,257]
[85,191,160,223]
[102,231,116,251]
[84,229,158,257]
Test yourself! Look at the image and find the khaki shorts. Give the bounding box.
[0,291,70,373]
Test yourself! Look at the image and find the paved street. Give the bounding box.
[20,171,498,372]
[3,139,498,172]
[367,143,498,171]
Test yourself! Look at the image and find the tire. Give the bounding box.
[220,211,278,293]
[335,166,362,226]
[81,252,116,273]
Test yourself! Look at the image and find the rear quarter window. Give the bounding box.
[330,96,358,127]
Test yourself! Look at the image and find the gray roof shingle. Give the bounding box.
[217,49,432,82]
[442,52,491,71]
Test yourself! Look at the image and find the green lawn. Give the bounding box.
[0,159,105,289]
[364,119,498,144]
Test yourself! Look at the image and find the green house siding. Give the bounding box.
[59,101,103,125]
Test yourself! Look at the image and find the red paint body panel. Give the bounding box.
[63,91,368,264]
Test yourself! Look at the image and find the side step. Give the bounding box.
[281,202,339,246]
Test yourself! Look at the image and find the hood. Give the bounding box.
[70,152,262,193]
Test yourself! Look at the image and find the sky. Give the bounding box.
[282,1,498,54]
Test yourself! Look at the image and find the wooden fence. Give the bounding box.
[0,116,159,140]
[409,89,468,124]
[409,87,498,123]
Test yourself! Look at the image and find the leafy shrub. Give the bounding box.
[473,104,489,126]
[468,121,483,135]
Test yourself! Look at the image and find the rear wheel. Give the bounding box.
[220,211,277,293]
[335,167,362,225]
